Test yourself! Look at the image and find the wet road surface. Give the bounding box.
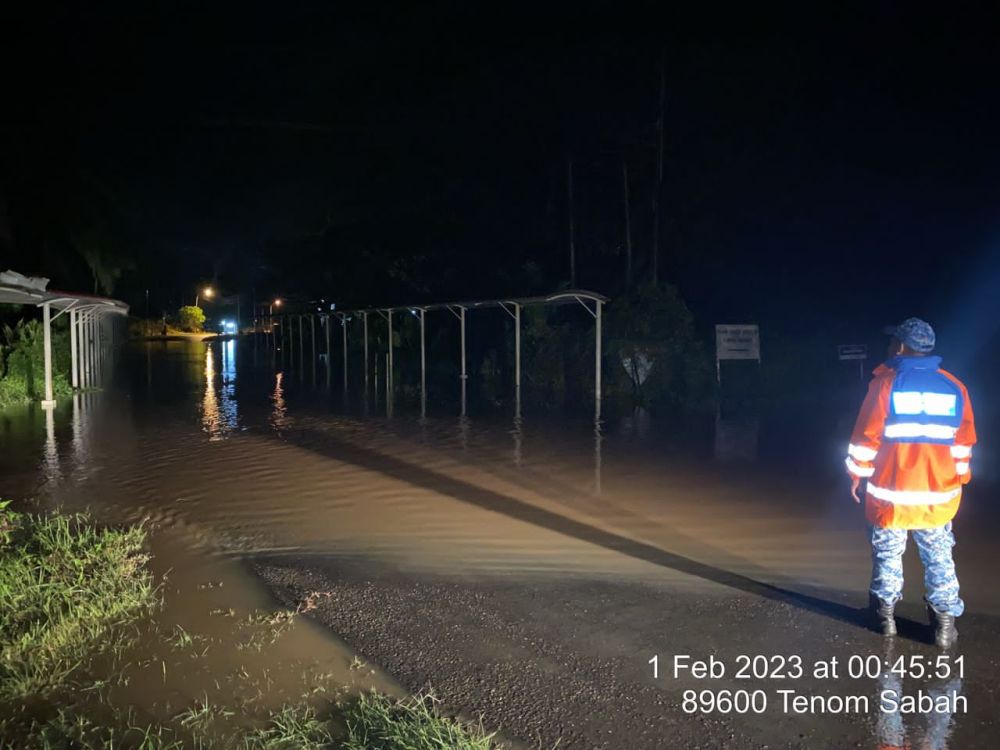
[3,338,999,748]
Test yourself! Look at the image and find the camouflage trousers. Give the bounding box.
[870,522,964,617]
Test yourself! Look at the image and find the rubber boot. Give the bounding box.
[927,603,958,649]
[870,593,897,636]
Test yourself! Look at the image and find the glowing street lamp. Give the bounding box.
[269,298,282,332]
[195,286,215,308]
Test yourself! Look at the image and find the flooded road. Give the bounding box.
[3,338,999,748]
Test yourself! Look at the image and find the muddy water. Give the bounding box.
[3,338,999,745]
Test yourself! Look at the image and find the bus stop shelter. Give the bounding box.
[0,270,129,407]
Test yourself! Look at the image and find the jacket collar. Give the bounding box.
[881,355,943,373]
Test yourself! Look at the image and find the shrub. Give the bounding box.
[176,306,206,333]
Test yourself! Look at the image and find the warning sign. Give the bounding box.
[715,324,760,361]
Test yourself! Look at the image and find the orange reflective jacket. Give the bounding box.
[845,356,976,529]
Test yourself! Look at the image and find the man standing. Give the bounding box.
[845,318,976,648]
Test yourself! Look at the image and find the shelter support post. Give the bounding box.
[341,314,348,393]
[448,305,468,416]
[42,302,55,408]
[362,312,369,395]
[571,295,603,421]
[70,309,79,389]
[325,314,332,385]
[419,309,426,407]
[500,302,521,402]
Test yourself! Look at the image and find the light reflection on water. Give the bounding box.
[201,341,240,439]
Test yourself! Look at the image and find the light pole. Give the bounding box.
[195,286,215,308]
[270,299,282,332]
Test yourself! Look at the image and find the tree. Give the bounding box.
[176,306,205,333]
[73,224,128,295]
[605,283,712,408]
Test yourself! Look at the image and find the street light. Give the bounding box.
[269,299,282,333]
[195,286,215,308]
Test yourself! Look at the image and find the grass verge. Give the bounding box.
[0,509,155,701]
[0,508,503,749]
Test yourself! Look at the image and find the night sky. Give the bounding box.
[4,3,1000,354]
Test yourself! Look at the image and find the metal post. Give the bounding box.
[70,308,79,389]
[387,310,393,397]
[419,309,426,406]
[363,312,369,395]
[80,313,87,388]
[96,315,103,385]
[42,302,55,407]
[514,303,521,398]
[459,307,467,382]
[86,313,94,388]
[342,315,348,392]
[595,300,603,420]
[460,306,467,416]
[325,314,332,385]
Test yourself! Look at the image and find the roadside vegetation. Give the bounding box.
[0,317,73,408]
[0,505,502,749]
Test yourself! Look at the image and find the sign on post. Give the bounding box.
[838,344,868,381]
[837,344,867,360]
[715,324,760,383]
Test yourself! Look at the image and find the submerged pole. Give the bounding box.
[387,310,393,397]
[595,300,603,420]
[514,303,521,400]
[419,309,426,407]
[342,315,348,392]
[363,312,369,395]
[325,315,332,385]
[460,306,467,416]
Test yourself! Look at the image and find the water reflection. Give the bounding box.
[40,405,61,486]
[875,642,963,750]
[713,413,760,462]
[271,371,289,431]
[593,416,603,496]
[201,343,239,439]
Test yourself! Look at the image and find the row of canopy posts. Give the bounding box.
[271,290,607,419]
[40,299,128,410]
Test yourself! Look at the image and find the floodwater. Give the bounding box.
[3,337,999,748]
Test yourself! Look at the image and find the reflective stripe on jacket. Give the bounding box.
[845,355,976,529]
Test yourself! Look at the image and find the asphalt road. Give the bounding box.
[254,552,1000,749]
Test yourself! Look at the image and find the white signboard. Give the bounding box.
[716,324,760,361]
[837,344,868,361]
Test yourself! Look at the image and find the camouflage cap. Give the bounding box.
[882,317,936,353]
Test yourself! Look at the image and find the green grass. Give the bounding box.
[0,509,506,749]
[341,692,497,750]
[0,510,156,701]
